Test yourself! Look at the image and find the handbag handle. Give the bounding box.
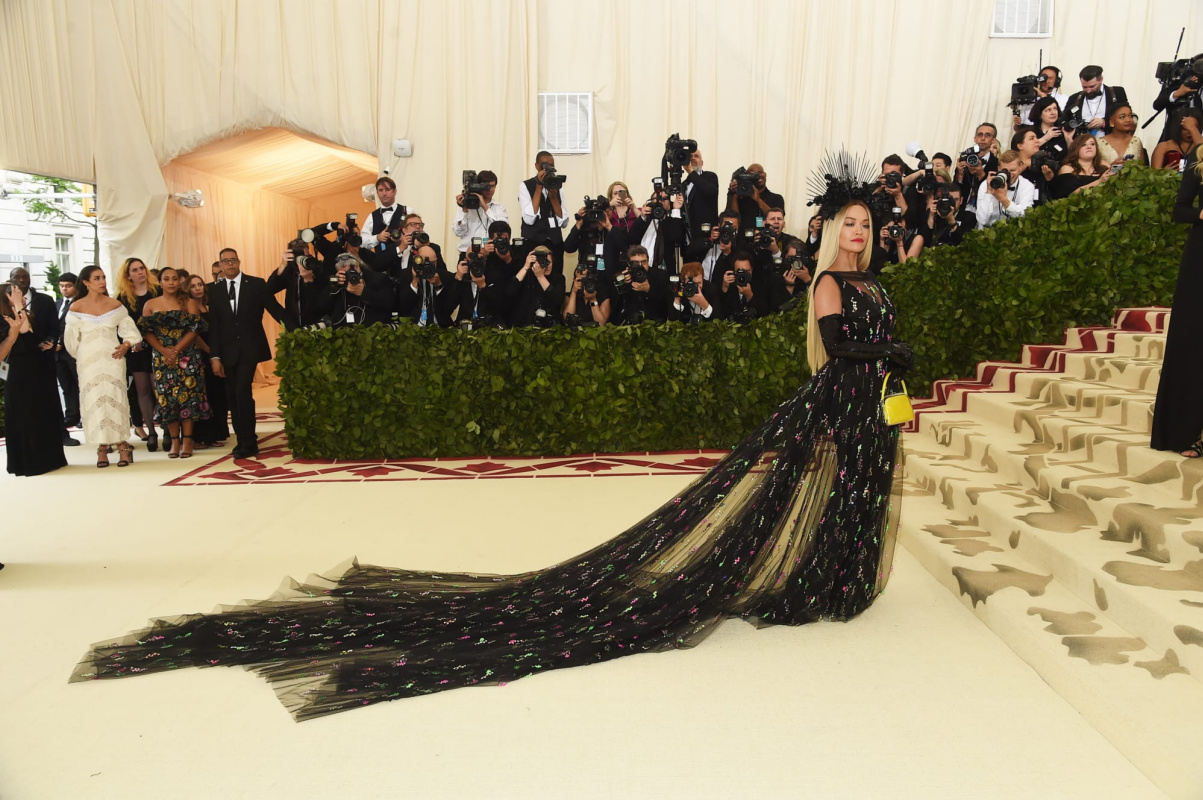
[880,370,908,400]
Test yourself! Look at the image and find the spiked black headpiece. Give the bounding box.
[806,150,879,220]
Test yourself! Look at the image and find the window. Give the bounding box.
[537,93,593,154]
[991,0,1053,38]
[55,235,72,274]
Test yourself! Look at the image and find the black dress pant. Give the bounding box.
[56,354,80,426]
[225,359,258,449]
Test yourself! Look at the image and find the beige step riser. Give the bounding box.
[915,416,1202,523]
[903,467,1203,682]
[906,445,1203,570]
[899,519,1203,800]
[955,381,1155,436]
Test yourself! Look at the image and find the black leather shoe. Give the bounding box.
[62,435,81,447]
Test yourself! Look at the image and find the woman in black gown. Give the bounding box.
[115,258,161,451]
[1151,145,1203,456]
[2,282,67,477]
[72,164,912,720]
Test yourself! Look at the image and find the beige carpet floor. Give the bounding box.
[0,397,1167,799]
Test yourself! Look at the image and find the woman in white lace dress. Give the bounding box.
[64,266,144,468]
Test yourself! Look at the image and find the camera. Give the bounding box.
[989,172,1009,191]
[540,164,565,191]
[1030,151,1058,175]
[467,237,486,278]
[1156,56,1203,87]
[732,167,758,197]
[582,194,610,224]
[718,220,737,245]
[754,228,775,252]
[883,171,903,190]
[1009,74,1039,107]
[915,162,938,195]
[345,268,362,286]
[886,207,904,240]
[935,190,956,218]
[343,213,362,247]
[783,254,813,276]
[461,170,492,210]
[492,236,522,257]
[532,307,557,328]
[628,263,648,284]
[960,148,982,169]
[734,268,752,288]
[577,254,602,294]
[411,231,430,248]
[534,250,551,270]
[664,133,698,167]
[289,239,321,273]
[414,255,437,280]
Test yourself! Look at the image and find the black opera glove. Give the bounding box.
[817,314,913,377]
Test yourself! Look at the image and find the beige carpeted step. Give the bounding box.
[898,307,1203,799]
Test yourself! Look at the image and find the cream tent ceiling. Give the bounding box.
[170,128,377,203]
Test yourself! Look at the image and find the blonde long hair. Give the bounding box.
[806,201,873,373]
[115,257,160,308]
[1192,143,1203,178]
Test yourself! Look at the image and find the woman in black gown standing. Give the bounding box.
[72,158,913,719]
[115,258,161,451]
[2,282,67,477]
[1151,145,1203,457]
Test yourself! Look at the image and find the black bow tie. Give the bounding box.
[1084,90,1102,100]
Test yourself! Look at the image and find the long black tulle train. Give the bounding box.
[72,276,903,720]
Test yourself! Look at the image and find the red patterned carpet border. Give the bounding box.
[168,432,731,486]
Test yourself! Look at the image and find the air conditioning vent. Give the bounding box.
[991,0,1053,38]
[538,92,593,154]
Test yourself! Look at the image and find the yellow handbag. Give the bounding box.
[880,370,914,426]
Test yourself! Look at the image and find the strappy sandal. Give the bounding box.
[96,446,110,468]
[168,435,181,459]
[117,443,134,467]
[1182,440,1203,459]
[180,435,194,459]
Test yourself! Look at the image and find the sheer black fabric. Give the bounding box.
[72,270,904,720]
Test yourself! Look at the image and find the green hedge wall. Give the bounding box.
[276,165,1187,459]
[277,310,811,458]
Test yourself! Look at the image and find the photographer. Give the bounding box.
[976,150,1034,228]
[563,255,613,328]
[1064,65,1128,139]
[1152,109,1203,171]
[396,243,456,328]
[1152,55,1203,143]
[452,170,508,254]
[874,155,914,226]
[876,210,923,266]
[375,213,446,286]
[667,261,719,323]
[769,240,813,310]
[506,246,565,328]
[267,237,325,329]
[360,177,408,253]
[630,182,687,271]
[1013,66,1069,130]
[717,251,770,322]
[919,183,975,248]
[564,193,630,278]
[956,123,1001,214]
[316,252,395,329]
[686,210,741,283]
[801,212,823,257]
[518,151,571,276]
[1027,97,1070,164]
[613,245,669,325]
[480,220,525,280]
[453,236,510,328]
[726,163,784,227]
[681,149,719,246]
[1011,126,1054,205]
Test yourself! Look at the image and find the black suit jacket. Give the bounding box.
[1064,84,1128,135]
[54,296,75,359]
[682,169,720,245]
[208,274,287,367]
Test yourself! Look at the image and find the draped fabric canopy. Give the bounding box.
[1,0,1196,286]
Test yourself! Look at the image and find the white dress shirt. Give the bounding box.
[976,175,1035,228]
[452,199,509,252]
[518,182,571,229]
[360,204,405,250]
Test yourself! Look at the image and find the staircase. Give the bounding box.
[899,307,1203,800]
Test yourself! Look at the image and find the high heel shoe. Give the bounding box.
[117,443,134,467]
[180,435,194,459]
[168,435,181,459]
[135,426,149,442]
[146,433,158,452]
[96,446,110,468]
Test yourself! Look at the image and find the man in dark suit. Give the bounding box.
[208,248,288,458]
[518,151,571,277]
[681,149,719,247]
[54,272,81,428]
[9,267,77,445]
[1064,65,1128,139]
